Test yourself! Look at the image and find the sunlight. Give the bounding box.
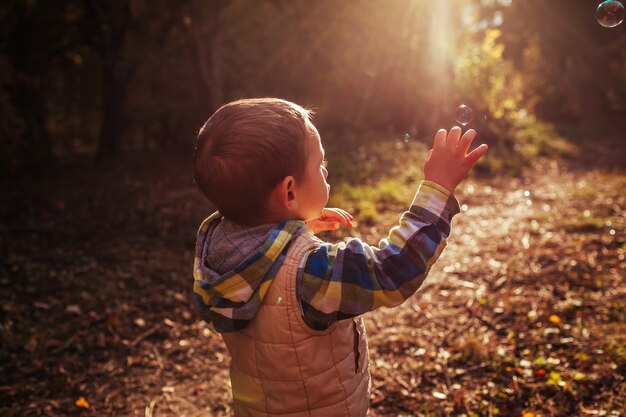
[424,0,456,119]
[428,0,455,77]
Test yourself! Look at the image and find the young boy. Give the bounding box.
[192,98,487,416]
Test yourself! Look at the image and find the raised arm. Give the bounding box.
[297,127,487,330]
[297,181,458,330]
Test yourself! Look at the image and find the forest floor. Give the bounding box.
[0,143,624,417]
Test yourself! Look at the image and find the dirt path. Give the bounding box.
[365,162,624,416]
[0,159,624,416]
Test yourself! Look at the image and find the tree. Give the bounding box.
[81,0,134,161]
[497,0,626,123]
[0,0,67,175]
[183,0,228,118]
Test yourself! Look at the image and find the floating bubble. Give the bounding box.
[455,105,473,126]
[403,133,410,143]
[596,0,625,28]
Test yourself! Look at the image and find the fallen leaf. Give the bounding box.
[126,356,142,366]
[66,304,82,315]
[75,396,90,408]
[107,314,121,327]
[24,336,37,352]
[96,332,106,348]
[432,391,447,399]
[547,371,564,386]
[549,314,561,325]
[44,339,62,350]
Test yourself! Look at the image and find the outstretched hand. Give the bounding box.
[423,126,488,193]
[306,208,353,234]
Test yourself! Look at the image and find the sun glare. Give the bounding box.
[428,0,455,77]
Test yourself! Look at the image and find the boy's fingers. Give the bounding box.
[331,208,351,224]
[337,208,353,220]
[447,126,462,151]
[458,129,477,155]
[465,144,488,167]
[433,129,447,151]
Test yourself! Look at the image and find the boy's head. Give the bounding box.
[194,98,329,225]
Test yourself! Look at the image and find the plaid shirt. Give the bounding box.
[193,180,459,333]
[298,180,459,329]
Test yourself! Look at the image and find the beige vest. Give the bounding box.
[221,228,371,416]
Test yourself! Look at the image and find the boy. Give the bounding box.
[192,98,487,416]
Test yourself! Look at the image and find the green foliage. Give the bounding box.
[511,115,578,158]
[455,29,524,128]
[326,138,428,221]
[454,28,579,169]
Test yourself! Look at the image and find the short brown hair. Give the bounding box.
[193,98,314,224]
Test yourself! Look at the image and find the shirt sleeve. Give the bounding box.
[296,180,461,330]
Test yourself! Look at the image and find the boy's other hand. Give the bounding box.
[306,208,353,234]
[423,127,488,193]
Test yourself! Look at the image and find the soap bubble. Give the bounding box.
[403,133,410,143]
[455,105,473,126]
[596,0,624,28]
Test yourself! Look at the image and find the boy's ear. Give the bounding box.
[277,176,299,211]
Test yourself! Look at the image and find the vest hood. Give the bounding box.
[192,212,305,332]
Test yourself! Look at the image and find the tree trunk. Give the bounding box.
[96,57,128,161]
[13,80,51,176]
[5,2,53,176]
[185,0,227,119]
[83,0,132,162]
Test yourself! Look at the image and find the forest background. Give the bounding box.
[2,0,625,170]
[1,1,625,416]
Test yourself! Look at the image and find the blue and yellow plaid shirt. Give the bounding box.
[298,180,459,329]
[193,180,459,332]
